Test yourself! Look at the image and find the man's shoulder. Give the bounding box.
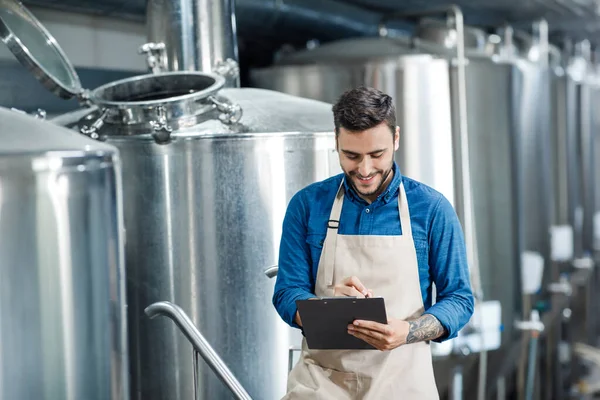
[402,176,460,230]
[296,173,344,202]
[287,173,344,213]
[402,175,445,205]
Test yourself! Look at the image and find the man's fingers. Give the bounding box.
[348,330,384,351]
[352,320,390,334]
[342,276,368,295]
[335,285,365,298]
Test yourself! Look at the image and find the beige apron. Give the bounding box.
[283,181,439,400]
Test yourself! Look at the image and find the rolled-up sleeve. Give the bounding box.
[272,191,315,329]
[424,195,475,342]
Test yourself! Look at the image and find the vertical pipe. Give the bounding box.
[146,0,240,87]
[450,364,464,400]
[496,376,506,400]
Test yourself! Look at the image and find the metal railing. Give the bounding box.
[145,301,253,400]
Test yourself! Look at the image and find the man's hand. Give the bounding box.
[334,276,373,298]
[347,318,409,350]
[348,314,446,351]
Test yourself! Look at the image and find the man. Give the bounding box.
[273,86,474,399]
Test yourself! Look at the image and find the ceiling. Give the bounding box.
[21,0,600,47]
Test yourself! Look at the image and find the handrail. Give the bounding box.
[264,265,278,278]
[145,301,253,400]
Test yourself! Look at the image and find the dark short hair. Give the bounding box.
[332,86,396,136]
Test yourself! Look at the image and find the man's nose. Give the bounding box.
[358,157,373,177]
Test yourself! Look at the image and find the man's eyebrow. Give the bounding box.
[341,149,386,156]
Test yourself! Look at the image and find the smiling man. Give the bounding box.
[273,86,474,399]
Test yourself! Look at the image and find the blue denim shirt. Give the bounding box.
[272,162,474,342]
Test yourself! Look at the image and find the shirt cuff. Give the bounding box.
[287,290,316,329]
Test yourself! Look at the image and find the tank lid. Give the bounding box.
[0,107,115,156]
[0,0,83,100]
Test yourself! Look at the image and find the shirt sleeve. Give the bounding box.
[272,190,316,329]
[423,195,475,342]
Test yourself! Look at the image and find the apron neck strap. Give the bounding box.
[397,181,413,237]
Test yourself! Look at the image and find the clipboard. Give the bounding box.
[296,297,388,350]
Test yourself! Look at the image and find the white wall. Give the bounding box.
[0,6,147,72]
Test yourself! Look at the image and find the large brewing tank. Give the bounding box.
[0,107,128,399]
[574,43,599,261]
[543,44,581,398]
[0,1,340,399]
[498,26,556,302]
[568,42,600,346]
[251,12,523,352]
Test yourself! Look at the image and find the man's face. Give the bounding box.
[336,122,399,202]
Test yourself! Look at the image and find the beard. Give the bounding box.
[344,160,394,198]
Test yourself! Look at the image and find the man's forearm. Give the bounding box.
[405,314,446,344]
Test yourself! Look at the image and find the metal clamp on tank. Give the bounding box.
[80,109,109,140]
[214,58,240,80]
[139,42,167,74]
[208,95,243,125]
[148,105,173,143]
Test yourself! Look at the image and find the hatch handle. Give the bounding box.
[145,301,253,400]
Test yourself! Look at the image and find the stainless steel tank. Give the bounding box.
[567,41,600,347]
[0,1,339,399]
[0,106,128,400]
[83,82,339,400]
[251,10,523,351]
[499,26,555,299]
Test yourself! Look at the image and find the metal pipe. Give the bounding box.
[525,333,540,400]
[145,301,253,400]
[146,0,240,87]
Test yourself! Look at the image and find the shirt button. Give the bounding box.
[365,208,370,213]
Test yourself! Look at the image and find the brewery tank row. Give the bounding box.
[1,0,600,399]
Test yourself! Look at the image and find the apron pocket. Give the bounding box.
[299,359,359,398]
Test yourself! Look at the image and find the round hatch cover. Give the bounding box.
[0,0,82,99]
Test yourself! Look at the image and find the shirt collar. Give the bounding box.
[343,161,402,206]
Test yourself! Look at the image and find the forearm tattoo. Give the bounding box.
[406,314,446,344]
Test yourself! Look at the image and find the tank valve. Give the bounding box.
[548,275,572,296]
[139,42,167,74]
[515,310,545,333]
[572,256,594,269]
